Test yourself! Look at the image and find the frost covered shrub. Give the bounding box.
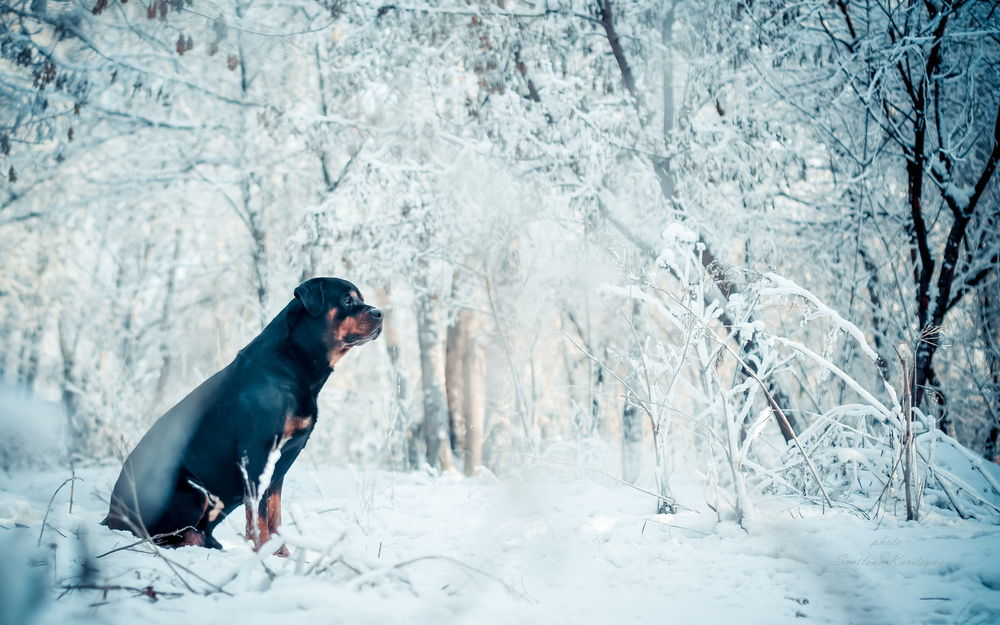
[602,230,999,523]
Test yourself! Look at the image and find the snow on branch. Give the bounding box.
[759,272,882,366]
[758,272,901,415]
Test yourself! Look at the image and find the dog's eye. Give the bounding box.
[344,296,353,306]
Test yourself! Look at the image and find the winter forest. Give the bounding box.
[1,0,999,623]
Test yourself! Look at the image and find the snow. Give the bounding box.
[943,183,973,212]
[661,223,699,244]
[0,386,66,471]
[3,463,999,625]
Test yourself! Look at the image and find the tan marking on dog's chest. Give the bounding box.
[283,414,314,438]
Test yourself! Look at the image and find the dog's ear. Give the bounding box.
[294,279,326,316]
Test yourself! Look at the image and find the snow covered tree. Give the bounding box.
[678,0,1000,445]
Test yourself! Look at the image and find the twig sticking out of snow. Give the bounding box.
[898,352,918,521]
[346,554,536,603]
[131,545,234,596]
[38,476,83,547]
[257,439,286,498]
[96,525,197,559]
[57,583,184,601]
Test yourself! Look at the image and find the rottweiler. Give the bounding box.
[102,277,382,553]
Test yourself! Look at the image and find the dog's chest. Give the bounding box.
[282,392,319,439]
[283,413,315,439]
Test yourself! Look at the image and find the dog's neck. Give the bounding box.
[285,337,338,383]
[241,300,339,389]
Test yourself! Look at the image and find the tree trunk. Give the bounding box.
[622,299,643,483]
[152,228,183,410]
[416,286,453,472]
[57,314,81,449]
[979,291,999,462]
[482,333,511,473]
[375,287,415,469]
[445,307,467,461]
[233,7,268,330]
[18,326,41,391]
[460,309,484,475]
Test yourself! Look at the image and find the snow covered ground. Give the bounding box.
[2,461,999,625]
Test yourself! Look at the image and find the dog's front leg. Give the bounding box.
[245,479,289,557]
[264,479,290,557]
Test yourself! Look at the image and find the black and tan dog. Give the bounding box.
[102,277,382,553]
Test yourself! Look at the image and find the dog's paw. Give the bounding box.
[204,534,224,550]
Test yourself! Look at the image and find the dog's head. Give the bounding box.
[292,277,382,365]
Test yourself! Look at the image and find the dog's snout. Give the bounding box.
[368,307,383,320]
